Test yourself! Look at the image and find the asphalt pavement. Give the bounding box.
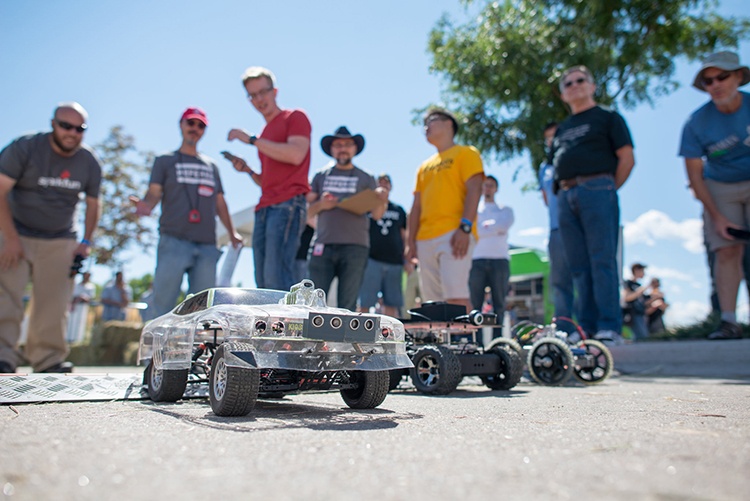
[2,339,749,501]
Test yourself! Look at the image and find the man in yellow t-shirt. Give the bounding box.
[405,108,484,312]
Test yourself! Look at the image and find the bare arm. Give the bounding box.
[405,193,422,262]
[215,193,243,247]
[369,187,389,221]
[76,195,101,258]
[0,173,23,270]
[450,173,484,259]
[228,129,310,166]
[614,145,635,189]
[129,183,163,216]
[306,191,337,218]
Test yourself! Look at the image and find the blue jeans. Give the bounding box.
[558,175,621,334]
[359,258,405,310]
[468,258,510,315]
[548,228,575,321]
[308,244,369,311]
[253,195,306,291]
[150,233,222,318]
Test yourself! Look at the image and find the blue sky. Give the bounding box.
[1,0,748,327]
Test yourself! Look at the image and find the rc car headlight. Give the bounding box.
[330,317,343,329]
[255,320,267,333]
[312,315,324,328]
[364,318,375,331]
[350,318,360,330]
[272,321,285,334]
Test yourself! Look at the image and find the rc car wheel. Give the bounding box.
[573,339,614,384]
[481,345,524,390]
[527,337,574,386]
[410,345,462,395]
[485,337,524,358]
[340,370,390,409]
[209,342,260,417]
[145,358,188,402]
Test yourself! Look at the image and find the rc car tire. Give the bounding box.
[340,370,390,409]
[209,342,260,417]
[527,337,574,386]
[145,359,188,402]
[573,339,614,384]
[485,337,524,358]
[481,345,524,390]
[410,345,462,395]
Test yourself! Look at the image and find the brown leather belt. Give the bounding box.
[559,172,614,190]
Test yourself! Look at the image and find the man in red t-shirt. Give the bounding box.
[228,67,312,290]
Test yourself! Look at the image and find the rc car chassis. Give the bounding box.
[390,302,524,395]
[139,280,412,416]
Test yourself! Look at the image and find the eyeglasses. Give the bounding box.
[247,87,274,101]
[186,119,206,129]
[55,120,87,133]
[563,77,588,88]
[702,71,733,87]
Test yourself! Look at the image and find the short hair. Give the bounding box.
[424,107,458,136]
[54,101,88,123]
[559,65,594,91]
[378,173,392,184]
[631,263,646,274]
[241,66,277,88]
[485,175,498,187]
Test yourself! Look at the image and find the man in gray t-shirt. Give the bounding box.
[131,107,242,319]
[306,126,387,311]
[0,102,102,374]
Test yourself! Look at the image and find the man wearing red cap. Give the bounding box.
[227,67,312,291]
[132,107,242,318]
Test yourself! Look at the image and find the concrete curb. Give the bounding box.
[609,338,750,379]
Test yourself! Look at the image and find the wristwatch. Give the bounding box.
[459,218,472,234]
[248,135,257,145]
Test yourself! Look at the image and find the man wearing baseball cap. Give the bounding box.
[132,107,242,318]
[680,51,750,340]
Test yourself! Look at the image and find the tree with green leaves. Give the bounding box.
[91,126,155,266]
[427,0,750,173]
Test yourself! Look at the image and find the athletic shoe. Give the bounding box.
[0,360,16,374]
[593,330,625,346]
[707,321,742,340]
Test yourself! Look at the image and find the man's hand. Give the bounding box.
[450,229,471,259]
[129,195,152,216]
[74,242,91,258]
[230,231,244,248]
[0,236,24,271]
[228,128,253,145]
[319,192,338,211]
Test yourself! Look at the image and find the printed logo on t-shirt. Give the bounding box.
[322,175,358,195]
[38,175,82,190]
[423,157,454,174]
[377,218,393,236]
[558,124,591,142]
[176,162,216,187]
[197,185,214,197]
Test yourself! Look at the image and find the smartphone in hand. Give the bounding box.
[727,227,750,240]
[220,150,237,162]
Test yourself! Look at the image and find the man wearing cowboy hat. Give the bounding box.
[306,126,387,311]
[680,50,750,340]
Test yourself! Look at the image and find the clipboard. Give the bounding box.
[337,189,382,216]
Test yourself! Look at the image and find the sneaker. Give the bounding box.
[593,330,625,346]
[707,321,742,340]
[38,361,75,373]
[0,361,16,374]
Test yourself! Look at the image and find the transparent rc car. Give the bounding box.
[389,302,524,395]
[138,280,413,416]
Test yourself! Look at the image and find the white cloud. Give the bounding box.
[518,226,546,237]
[623,210,704,254]
[664,299,710,327]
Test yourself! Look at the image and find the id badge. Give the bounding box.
[188,209,201,224]
[312,243,325,256]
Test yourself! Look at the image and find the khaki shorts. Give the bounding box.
[704,178,750,252]
[417,231,475,302]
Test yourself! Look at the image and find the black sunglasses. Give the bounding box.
[563,77,588,88]
[702,71,733,87]
[186,119,206,129]
[56,120,87,133]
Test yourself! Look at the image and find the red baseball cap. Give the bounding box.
[180,107,208,126]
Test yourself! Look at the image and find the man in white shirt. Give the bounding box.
[469,175,514,325]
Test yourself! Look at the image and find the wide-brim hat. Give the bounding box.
[692,51,750,91]
[321,126,365,157]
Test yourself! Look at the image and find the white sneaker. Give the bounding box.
[593,330,625,346]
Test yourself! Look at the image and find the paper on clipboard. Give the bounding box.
[337,189,382,215]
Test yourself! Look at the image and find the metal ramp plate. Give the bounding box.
[0,373,208,404]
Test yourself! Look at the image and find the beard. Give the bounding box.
[51,131,80,154]
[335,154,352,167]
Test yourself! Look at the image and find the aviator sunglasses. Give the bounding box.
[56,120,87,133]
[186,119,206,129]
[563,77,588,88]
[702,71,733,87]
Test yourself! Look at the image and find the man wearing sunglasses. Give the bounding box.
[680,51,750,340]
[226,67,311,291]
[131,107,242,319]
[0,102,102,373]
[550,66,635,346]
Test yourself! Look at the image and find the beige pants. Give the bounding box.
[0,234,76,370]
